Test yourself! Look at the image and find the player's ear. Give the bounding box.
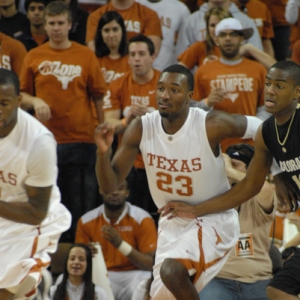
[294,85,300,100]
[187,91,193,101]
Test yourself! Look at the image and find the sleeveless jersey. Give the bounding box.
[262,105,300,192]
[140,107,230,209]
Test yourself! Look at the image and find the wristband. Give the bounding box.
[121,118,127,127]
[242,116,262,140]
[118,241,132,256]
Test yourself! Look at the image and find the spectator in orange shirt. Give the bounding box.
[0,31,27,75]
[75,180,157,300]
[233,0,275,57]
[86,0,162,57]
[95,11,130,84]
[103,34,160,214]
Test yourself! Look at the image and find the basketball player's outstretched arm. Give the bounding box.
[95,118,142,194]
[160,112,271,218]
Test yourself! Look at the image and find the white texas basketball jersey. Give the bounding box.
[140,107,230,209]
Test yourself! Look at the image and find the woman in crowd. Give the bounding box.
[50,243,107,300]
[95,11,130,84]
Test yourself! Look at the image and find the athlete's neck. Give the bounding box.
[112,0,134,10]
[105,205,126,224]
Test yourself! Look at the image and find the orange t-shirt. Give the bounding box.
[233,0,274,39]
[97,55,130,84]
[177,41,221,70]
[86,2,162,43]
[289,11,300,48]
[103,69,160,169]
[262,0,289,27]
[291,39,300,64]
[193,58,266,151]
[0,32,27,76]
[75,203,157,271]
[20,41,107,144]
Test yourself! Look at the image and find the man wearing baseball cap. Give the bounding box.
[193,17,270,152]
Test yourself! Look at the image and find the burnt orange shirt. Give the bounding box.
[20,41,107,144]
[97,55,130,84]
[103,69,160,168]
[177,41,221,69]
[86,2,162,43]
[234,0,274,39]
[0,32,27,76]
[194,58,266,151]
[262,0,289,27]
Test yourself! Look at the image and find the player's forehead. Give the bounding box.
[266,67,292,83]
[158,72,187,87]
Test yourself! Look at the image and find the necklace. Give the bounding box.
[274,110,296,153]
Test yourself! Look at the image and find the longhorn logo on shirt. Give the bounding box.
[38,60,82,89]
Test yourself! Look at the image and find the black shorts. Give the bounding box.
[268,248,300,295]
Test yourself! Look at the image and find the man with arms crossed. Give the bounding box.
[0,69,71,299]
[94,64,262,299]
[162,61,300,299]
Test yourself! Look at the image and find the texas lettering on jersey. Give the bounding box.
[210,74,254,102]
[0,55,11,70]
[38,60,82,89]
[124,20,140,33]
[0,170,17,186]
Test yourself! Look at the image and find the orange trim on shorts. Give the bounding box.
[174,225,230,284]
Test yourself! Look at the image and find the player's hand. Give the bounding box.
[273,173,300,212]
[206,88,226,107]
[33,97,51,121]
[101,225,122,248]
[94,123,115,154]
[130,102,149,117]
[158,201,197,220]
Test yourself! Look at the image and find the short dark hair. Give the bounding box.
[270,60,300,86]
[226,143,254,168]
[161,64,194,91]
[0,69,20,95]
[24,0,47,12]
[44,1,72,23]
[128,35,155,56]
[95,11,127,58]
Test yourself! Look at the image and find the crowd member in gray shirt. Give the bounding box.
[176,0,262,56]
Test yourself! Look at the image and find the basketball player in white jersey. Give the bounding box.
[94,64,261,299]
[0,69,71,299]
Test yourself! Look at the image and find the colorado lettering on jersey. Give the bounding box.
[279,157,300,190]
[0,170,17,186]
[101,68,124,84]
[38,60,82,89]
[0,55,11,70]
[147,153,201,172]
[124,20,140,33]
[130,95,150,105]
